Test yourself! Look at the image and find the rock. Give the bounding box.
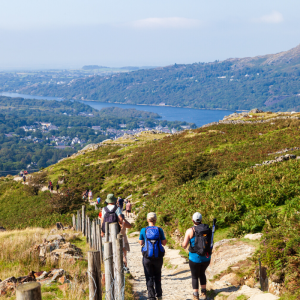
[269,273,282,283]
[248,293,279,300]
[16,272,36,283]
[50,269,64,282]
[58,275,71,284]
[50,228,57,234]
[219,273,239,286]
[214,238,237,248]
[51,248,75,255]
[36,271,50,281]
[244,233,263,240]
[245,277,255,288]
[227,285,263,300]
[46,234,64,242]
[206,241,255,280]
[0,277,17,295]
[56,222,64,230]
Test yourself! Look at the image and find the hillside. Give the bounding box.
[16,44,300,112]
[1,110,300,296]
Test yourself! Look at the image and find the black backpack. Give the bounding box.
[189,224,212,257]
[101,206,120,233]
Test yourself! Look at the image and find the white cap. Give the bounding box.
[147,212,157,221]
[192,212,202,223]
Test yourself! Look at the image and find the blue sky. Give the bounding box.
[1,0,300,69]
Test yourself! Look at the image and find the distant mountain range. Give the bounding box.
[22,44,300,111]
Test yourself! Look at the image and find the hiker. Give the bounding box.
[56,183,59,192]
[125,200,132,218]
[97,196,101,205]
[119,214,132,271]
[117,197,124,212]
[88,190,93,201]
[101,194,123,237]
[48,181,51,191]
[82,190,88,200]
[50,184,54,193]
[182,212,212,300]
[139,212,167,300]
[23,175,26,183]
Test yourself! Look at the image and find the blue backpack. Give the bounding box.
[142,226,165,259]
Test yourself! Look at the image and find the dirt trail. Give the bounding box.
[127,234,194,300]
[125,215,194,300]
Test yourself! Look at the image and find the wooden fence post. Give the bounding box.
[109,222,119,280]
[82,205,86,236]
[90,220,94,248]
[104,242,114,300]
[93,220,97,250]
[115,234,124,300]
[97,224,103,262]
[72,214,76,229]
[16,282,42,300]
[77,210,81,232]
[88,251,102,300]
[105,222,109,242]
[86,217,89,243]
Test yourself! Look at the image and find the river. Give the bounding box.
[0,92,234,127]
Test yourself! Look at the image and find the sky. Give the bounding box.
[1,0,300,69]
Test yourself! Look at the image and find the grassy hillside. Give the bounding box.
[1,111,300,295]
[19,44,300,112]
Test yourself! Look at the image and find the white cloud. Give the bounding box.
[127,17,201,29]
[255,11,284,24]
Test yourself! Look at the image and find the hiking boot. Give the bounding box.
[193,293,199,300]
[199,290,207,300]
[157,297,163,300]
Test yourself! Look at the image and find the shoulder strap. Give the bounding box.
[104,206,110,213]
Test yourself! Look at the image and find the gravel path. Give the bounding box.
[127,230,195,300]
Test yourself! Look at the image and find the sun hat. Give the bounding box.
[192,212,202,223]
[106,193,117,204]
[147,212,157,221]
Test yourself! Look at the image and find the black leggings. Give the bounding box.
[189,260,210,289]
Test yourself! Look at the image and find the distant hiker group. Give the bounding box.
[99,193,215,300]
[48,181,59,193]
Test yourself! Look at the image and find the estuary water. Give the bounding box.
[0,92,233,127]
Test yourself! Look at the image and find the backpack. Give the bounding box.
[101,206,120,233]
[189,224,212,257]
[142,226,165,259]
[97,198,101,204]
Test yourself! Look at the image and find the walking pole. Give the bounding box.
[210,218,217,250]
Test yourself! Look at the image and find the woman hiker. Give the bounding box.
[182,212,212,300]
[119,214,132,272]
[139,212,167,300]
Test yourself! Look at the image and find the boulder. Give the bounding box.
[249,294,279,300]
[46,234,64,242]
[206,240,255,280]
[244,233,263,240]
[227,285,263,300]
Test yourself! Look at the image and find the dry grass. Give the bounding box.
[0,228,90,300]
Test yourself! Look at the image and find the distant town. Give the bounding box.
[5,121,190,150]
